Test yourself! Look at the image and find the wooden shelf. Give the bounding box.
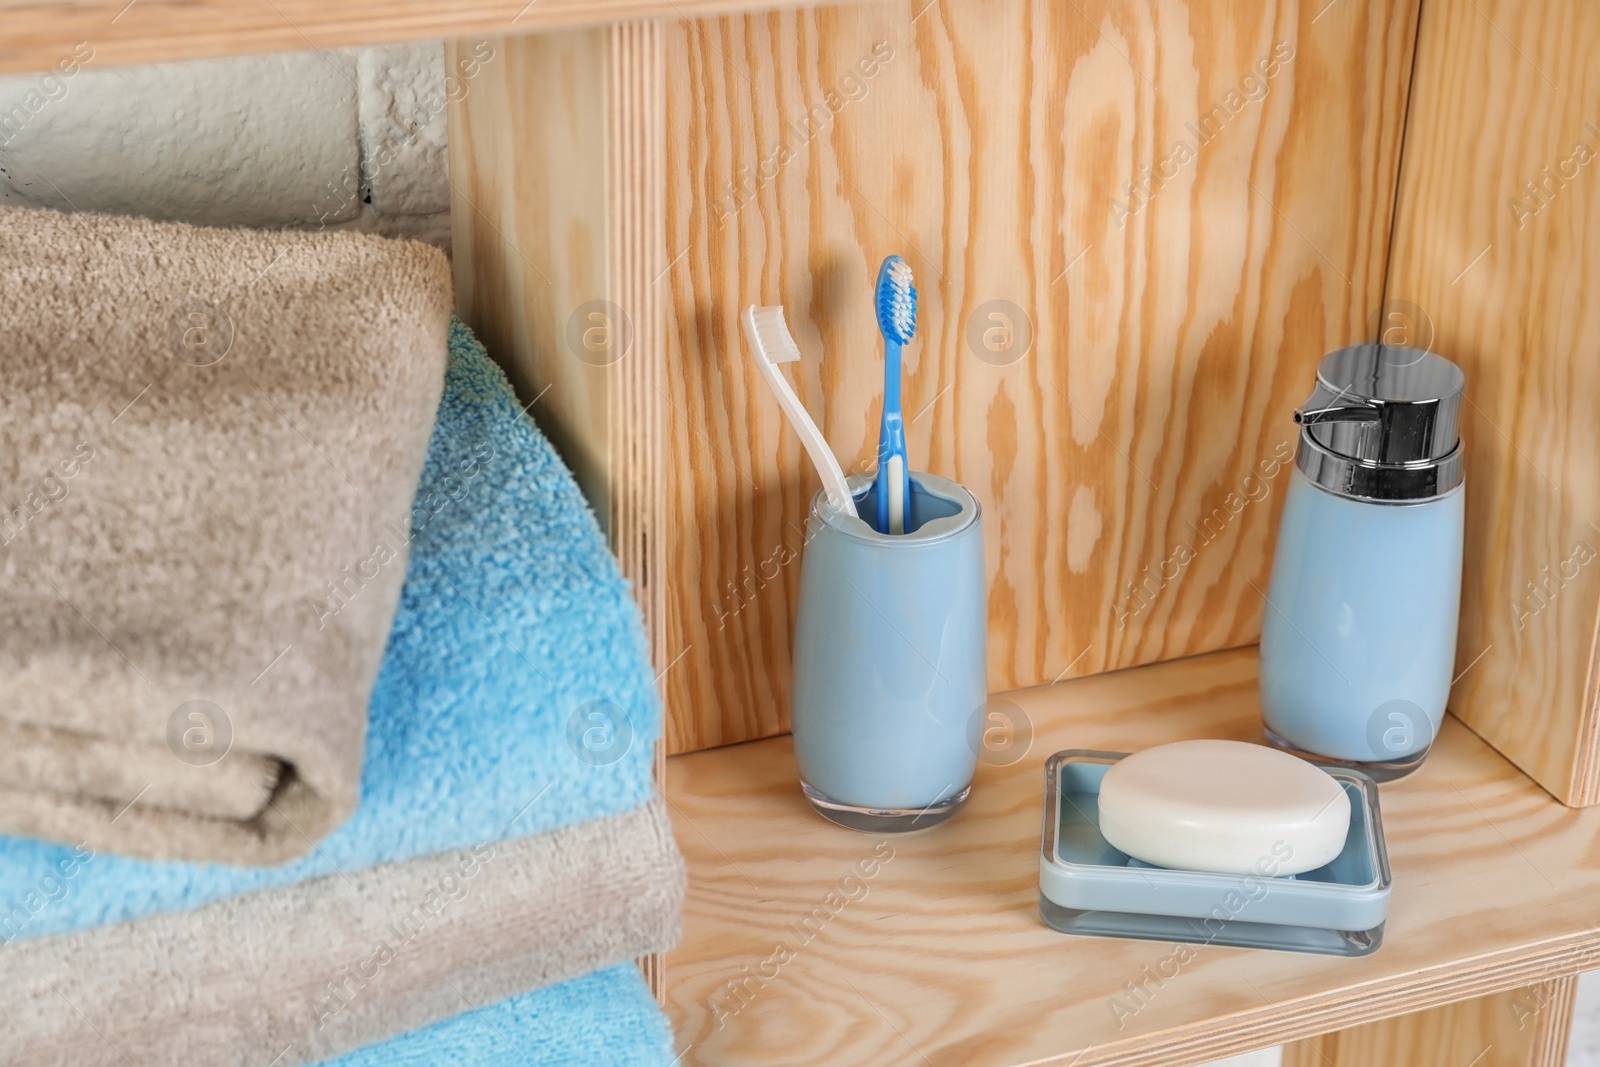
[663,646,1600,1066]
[0,0,836,75]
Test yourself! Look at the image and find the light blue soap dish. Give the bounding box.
[1038,750,1391,957]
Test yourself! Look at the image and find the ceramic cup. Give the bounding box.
[790,470,986,832]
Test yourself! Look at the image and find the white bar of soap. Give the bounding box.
[1097,740,1351,876]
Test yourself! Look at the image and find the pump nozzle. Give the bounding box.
[1294,383,1382,427]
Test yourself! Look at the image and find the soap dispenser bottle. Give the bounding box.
[1259,343,1466,779]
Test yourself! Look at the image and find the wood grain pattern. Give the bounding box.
[1529,977,1578,1067]
[662,0,1421,753]
[610,21,668,682]
[1283,977,1578,1067]
[448,26,665,636]
[1385,0,1600,806]
[446,23,669,992]
[0,0,846,76]
[450,31,610,520]
[664,649,1600,1066]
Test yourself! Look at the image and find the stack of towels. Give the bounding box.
[0,207,682,1065]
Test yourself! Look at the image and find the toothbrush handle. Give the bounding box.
[875,340,909,534]
[877,415,908,534]
[739,306,854,515]
[745,340,854,512]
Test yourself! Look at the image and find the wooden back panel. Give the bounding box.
[449,26,666,676]
[1386,0,1600,805]
[662,0,1421,753]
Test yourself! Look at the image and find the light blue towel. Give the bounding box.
[324,964,676,1067]
[0,317,660,937]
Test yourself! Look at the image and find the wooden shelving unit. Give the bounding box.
[5,0,1599,1063]
[665,647,1598,1066]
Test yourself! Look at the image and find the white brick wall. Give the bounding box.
[356,44,452,236]
[0,44,451,249]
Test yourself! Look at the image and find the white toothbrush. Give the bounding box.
[741,305,855,514]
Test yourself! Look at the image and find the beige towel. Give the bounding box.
[0,206,453,864]
[0,798,684,1067]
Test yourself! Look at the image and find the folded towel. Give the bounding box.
[0,206,453,864]
[324,963,675,1067]
[0,320,681,1066]
[4,801,680,1067]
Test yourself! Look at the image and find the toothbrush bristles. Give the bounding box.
[748,306,803,364]
[875,256,917,345]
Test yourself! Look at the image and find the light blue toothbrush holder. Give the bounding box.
[791,470,986,832]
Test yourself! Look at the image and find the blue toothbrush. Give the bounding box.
[873,255,917,534]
